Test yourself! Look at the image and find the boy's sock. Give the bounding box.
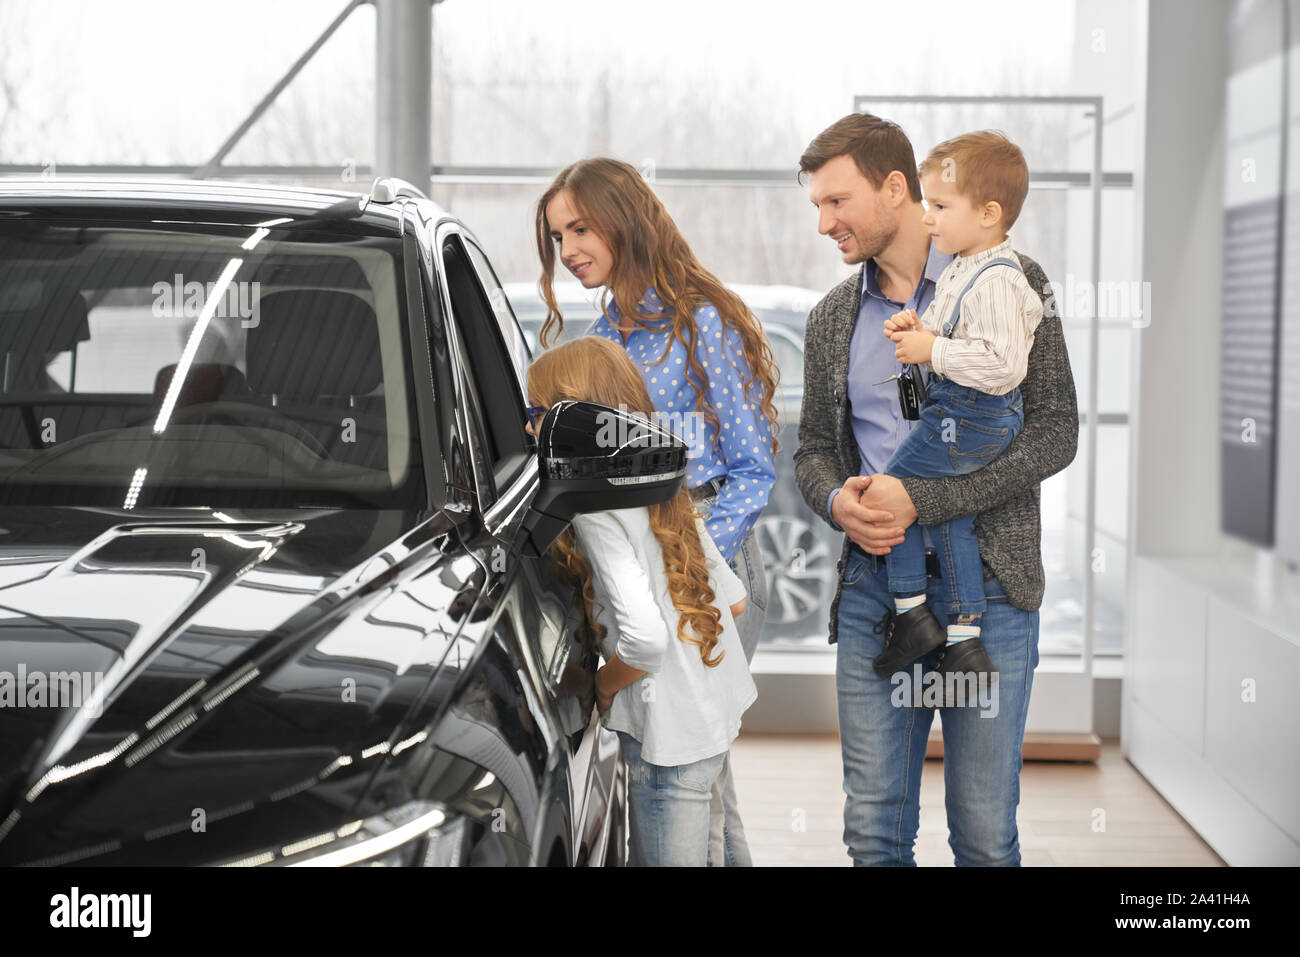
[894,592,926,615]
[946,616,981,646]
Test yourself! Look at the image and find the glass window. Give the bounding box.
[0,220,424,509]
[440,234,532,488]
[761,321,805,392]
[503,281,601,353]
[462,239,532,388]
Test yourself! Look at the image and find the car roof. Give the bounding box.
[0,177,452,231]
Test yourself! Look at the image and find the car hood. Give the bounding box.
[0,504,480,864]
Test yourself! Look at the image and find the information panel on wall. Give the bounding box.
[1275,2,1300,566]
[1221,0,1287,547]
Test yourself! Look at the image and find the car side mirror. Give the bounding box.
[520,400,687,557]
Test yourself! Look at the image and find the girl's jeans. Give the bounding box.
[884,377,1023,617]
[618,732,727,866]
[695,493,767,866]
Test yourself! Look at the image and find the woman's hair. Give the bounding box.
[527,336,725,667]
[534,157,780,456]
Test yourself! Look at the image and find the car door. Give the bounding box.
[430,223,620,865]
[750,318,837,642]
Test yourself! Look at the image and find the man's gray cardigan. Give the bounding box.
[793,252,1079,643]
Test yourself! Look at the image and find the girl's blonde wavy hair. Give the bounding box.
[527,335,725,667]
[534,157,780,459]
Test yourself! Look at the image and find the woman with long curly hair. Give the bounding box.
[527,336,757,867]
[536,157,778,866]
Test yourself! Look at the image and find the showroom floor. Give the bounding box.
[729,735,1226,866]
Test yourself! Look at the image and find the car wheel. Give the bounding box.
[753,514,835,628]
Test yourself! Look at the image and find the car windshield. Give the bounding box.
[0,217,425,509]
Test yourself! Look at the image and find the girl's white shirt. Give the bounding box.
[570,507,757,767]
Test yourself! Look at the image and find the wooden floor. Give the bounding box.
[729,733,1226,866]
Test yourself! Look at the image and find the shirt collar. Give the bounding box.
[946,236,1014,275]
[601,286,668,327]
[862,240,952,303]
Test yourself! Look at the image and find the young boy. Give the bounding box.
[871,130,1044,704]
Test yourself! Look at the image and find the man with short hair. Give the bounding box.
[793,113,1079,866]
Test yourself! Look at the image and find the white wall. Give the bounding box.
[1125,0,1300,866]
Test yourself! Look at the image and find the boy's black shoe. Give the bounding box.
[934,638,998,707]
[872,604,947,677]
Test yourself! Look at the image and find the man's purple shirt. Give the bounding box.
[827,242,953,529]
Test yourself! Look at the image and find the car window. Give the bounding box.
[504,283,602,353]
[761,322,805,391]
[439,234,532,490]
[45,299,194,394]
[0,220,425,509]
[462,240,532,387]
[448,340,499,505]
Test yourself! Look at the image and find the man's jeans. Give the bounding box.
[696,495,767,867]
[836,544,1038,865]
[884,378,1023,616]
[619,731,727,866]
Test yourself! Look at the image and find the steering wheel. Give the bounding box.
[156,400,333,459]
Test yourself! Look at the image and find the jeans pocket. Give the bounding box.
[618,732,654,789]
[736,535,767,613]
[948,418,1011,474]
[842,549,870,586]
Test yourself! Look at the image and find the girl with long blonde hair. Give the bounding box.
[527,336,756,867]
[536,157,775,866]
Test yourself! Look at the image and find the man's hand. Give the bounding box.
[891,327,936,365]
[861,474,919,532]
[831,475,906,555]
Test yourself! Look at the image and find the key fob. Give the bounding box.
[897,366,927,420]
[925,549,941,579]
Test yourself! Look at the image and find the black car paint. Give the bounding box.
[0,183,623,866]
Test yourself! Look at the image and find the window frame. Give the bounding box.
[435,230,533,495]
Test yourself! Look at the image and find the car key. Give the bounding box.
[875,366,928,421]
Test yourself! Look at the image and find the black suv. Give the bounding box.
[0,178,685,866]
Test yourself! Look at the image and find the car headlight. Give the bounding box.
[218,801,467,867]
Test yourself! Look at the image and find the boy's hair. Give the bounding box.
[918,130,1030,229]
[798,112,923,203]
